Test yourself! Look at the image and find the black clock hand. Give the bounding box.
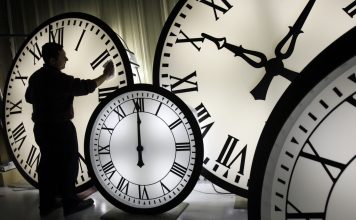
[275,0,316,59]
[250,61,298,99]
[202,0,315,101]
[251,0,315,99]
[135,103,144,168]
[202,32,297,100]
[201,33,267,68]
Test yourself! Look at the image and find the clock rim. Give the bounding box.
[84,83,204,214]
[152,0,250,197]
[248,27,356,220]
[2,12,134,192]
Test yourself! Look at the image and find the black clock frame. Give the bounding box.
[152,0,250,197]
[2,12,134,192]
[248,26,356,220]
[84,83,204,214]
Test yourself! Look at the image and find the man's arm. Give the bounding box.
[94,60,114,87]
[66,60,115,96]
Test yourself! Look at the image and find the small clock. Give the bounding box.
[248,27,356,220]
[153,0,355,196]
[84,84,203,214]
[3,12,134,191]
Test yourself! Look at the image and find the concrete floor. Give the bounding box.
[0,181,248,220]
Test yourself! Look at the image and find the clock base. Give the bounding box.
[101,202,189,219]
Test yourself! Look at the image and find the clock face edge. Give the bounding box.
[152,0,249,196]
[152,0,355,197]
[84,83,204,214]
[3,12,135,192]
[248,26,356,220]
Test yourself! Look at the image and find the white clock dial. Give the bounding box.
[3,12,134,191]
[85,84,203,214]
[153,0,355,196]
[248,28,356,220]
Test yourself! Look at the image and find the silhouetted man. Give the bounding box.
[25,42,114,217]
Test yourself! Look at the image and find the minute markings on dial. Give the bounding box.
[276,86,356,216]
[87,86,200,211]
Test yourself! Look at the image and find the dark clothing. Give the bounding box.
[25,64,96,210]
[25,64,96,123]
[34,121,79,208]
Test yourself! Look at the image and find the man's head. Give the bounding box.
[42,42,68,70]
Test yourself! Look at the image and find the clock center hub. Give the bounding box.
[110,113,176,185]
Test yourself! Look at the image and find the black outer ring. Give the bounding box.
[2,12,134,192]
[248,27,356,220]
[84,83,204,214]
[152,0,248,197]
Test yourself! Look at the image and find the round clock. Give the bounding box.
[84,84,203,214]
[153,0,356,196]
[3,12,134,191]
[248,27,356,220]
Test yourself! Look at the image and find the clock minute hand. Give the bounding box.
[201,33,267,68]
[135,103,144,168]
[275,0,316,59]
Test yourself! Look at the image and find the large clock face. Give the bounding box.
[85,84,203,214]
[248,27,356,220]
[3,12,133,191]
[153,0,356,196]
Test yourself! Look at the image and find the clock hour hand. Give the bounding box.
[250,62,298,100]
[201,33,267,68]
[275,0,316,60]
[135,102,144,168]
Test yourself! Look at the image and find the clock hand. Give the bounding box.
[252,0,315,100]
[135,102,144,168]
[250,60,298,100]
[275,0,316,59]
[201,33,267,68]
[201,31,300,100]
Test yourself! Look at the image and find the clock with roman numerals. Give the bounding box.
[2,12,134,191]
[84,84,203,214]
[248,27,356,220]
[153,0,356,196]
